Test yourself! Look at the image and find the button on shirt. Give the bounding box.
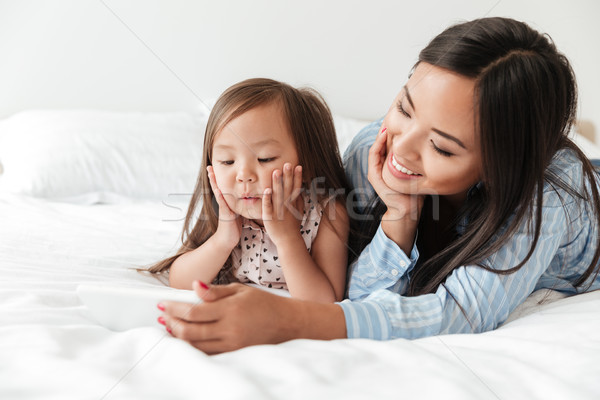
[338,118,600,340]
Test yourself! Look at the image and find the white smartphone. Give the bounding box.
[77,283,289,331]
[77,284,201,331]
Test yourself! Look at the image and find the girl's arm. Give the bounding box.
[168,235,236,290]
[276,200,349,302]
[169,166,241,290]
[262,165,349,302]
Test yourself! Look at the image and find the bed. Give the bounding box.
[1,109,599,399]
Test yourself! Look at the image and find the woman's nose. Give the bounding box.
[391,125,422,160]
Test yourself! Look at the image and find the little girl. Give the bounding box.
[148,78,350,303]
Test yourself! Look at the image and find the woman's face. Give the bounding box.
[381,62,482,205]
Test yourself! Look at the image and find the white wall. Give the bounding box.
[0,0,598,142]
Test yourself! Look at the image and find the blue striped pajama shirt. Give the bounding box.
[337,119,600,340]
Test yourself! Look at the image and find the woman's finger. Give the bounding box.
[368,129,388,185]
[164,315,221,342]
[195,282,245,302]
[368,128,388,167]
[191,339,229,355]
[161,300,213,322]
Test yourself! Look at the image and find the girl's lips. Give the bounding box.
[386,153,422,180]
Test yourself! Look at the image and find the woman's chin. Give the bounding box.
[382,169,419,195]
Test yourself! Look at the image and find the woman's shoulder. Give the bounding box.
[342,118,384,160]
[542,147,596,207]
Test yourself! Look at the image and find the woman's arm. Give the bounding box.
[161,282,347,354]
[341,197,572,339]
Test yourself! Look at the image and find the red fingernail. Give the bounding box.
[198,280,209,290]
[157,316,166,325]
[157,303,165,311]
[166,326,172,334]
[381,127,387,133]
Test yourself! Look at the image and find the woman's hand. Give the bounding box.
[207,166,242,249]
[159,281,347,354]
[261,163,304,247]
[368,127,424,252]
[368,127,424,221]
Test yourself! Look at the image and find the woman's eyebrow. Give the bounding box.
[432,128,467,149]
[404,85,467,150]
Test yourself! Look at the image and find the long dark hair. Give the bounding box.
[146,78,349,279]
[358,17,600,296]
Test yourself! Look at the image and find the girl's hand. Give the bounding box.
[368,127,424,221]
[261,163,304,247]
[207,166,242,250]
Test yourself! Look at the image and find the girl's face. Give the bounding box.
[381,62,483,206]
[211,101,299,222]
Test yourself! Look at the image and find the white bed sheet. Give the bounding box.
[1,192,599,400]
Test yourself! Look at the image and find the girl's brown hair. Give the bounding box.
[146,78,349,280]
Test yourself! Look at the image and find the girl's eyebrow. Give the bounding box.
[403,85,467,150]
[213,138,280,150]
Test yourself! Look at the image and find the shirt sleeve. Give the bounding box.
[338,120,573,340]
[339,201,568,339]
[342,118,383,214]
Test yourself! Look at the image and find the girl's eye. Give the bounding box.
[258,157,277,163]
[220,160,234,165]
[396,99,411,118]
[430,140,454,157]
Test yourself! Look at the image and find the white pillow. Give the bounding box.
[0,109,368,204]
[0,110,207,202]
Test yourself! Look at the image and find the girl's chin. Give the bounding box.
[236,207,263,221]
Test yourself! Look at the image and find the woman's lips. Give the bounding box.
[387,153,422,179]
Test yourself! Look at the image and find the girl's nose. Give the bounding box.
[236,166,256,183]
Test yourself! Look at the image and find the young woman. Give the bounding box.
[158,17,600,353]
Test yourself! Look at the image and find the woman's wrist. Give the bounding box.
[282,299,347,341]
[381,210,418,254]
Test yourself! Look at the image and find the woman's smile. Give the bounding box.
[388,153,422,179]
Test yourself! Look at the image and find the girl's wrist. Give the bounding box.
[269,231,303,254]
[211,230,239,251]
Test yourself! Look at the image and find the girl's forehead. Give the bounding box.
[212,104,293,150]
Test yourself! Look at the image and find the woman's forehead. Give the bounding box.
[405,63,478,147]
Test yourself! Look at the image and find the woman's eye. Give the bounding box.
[396,100,411,118]
[430,140,454,157]
[258,157,276,163]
